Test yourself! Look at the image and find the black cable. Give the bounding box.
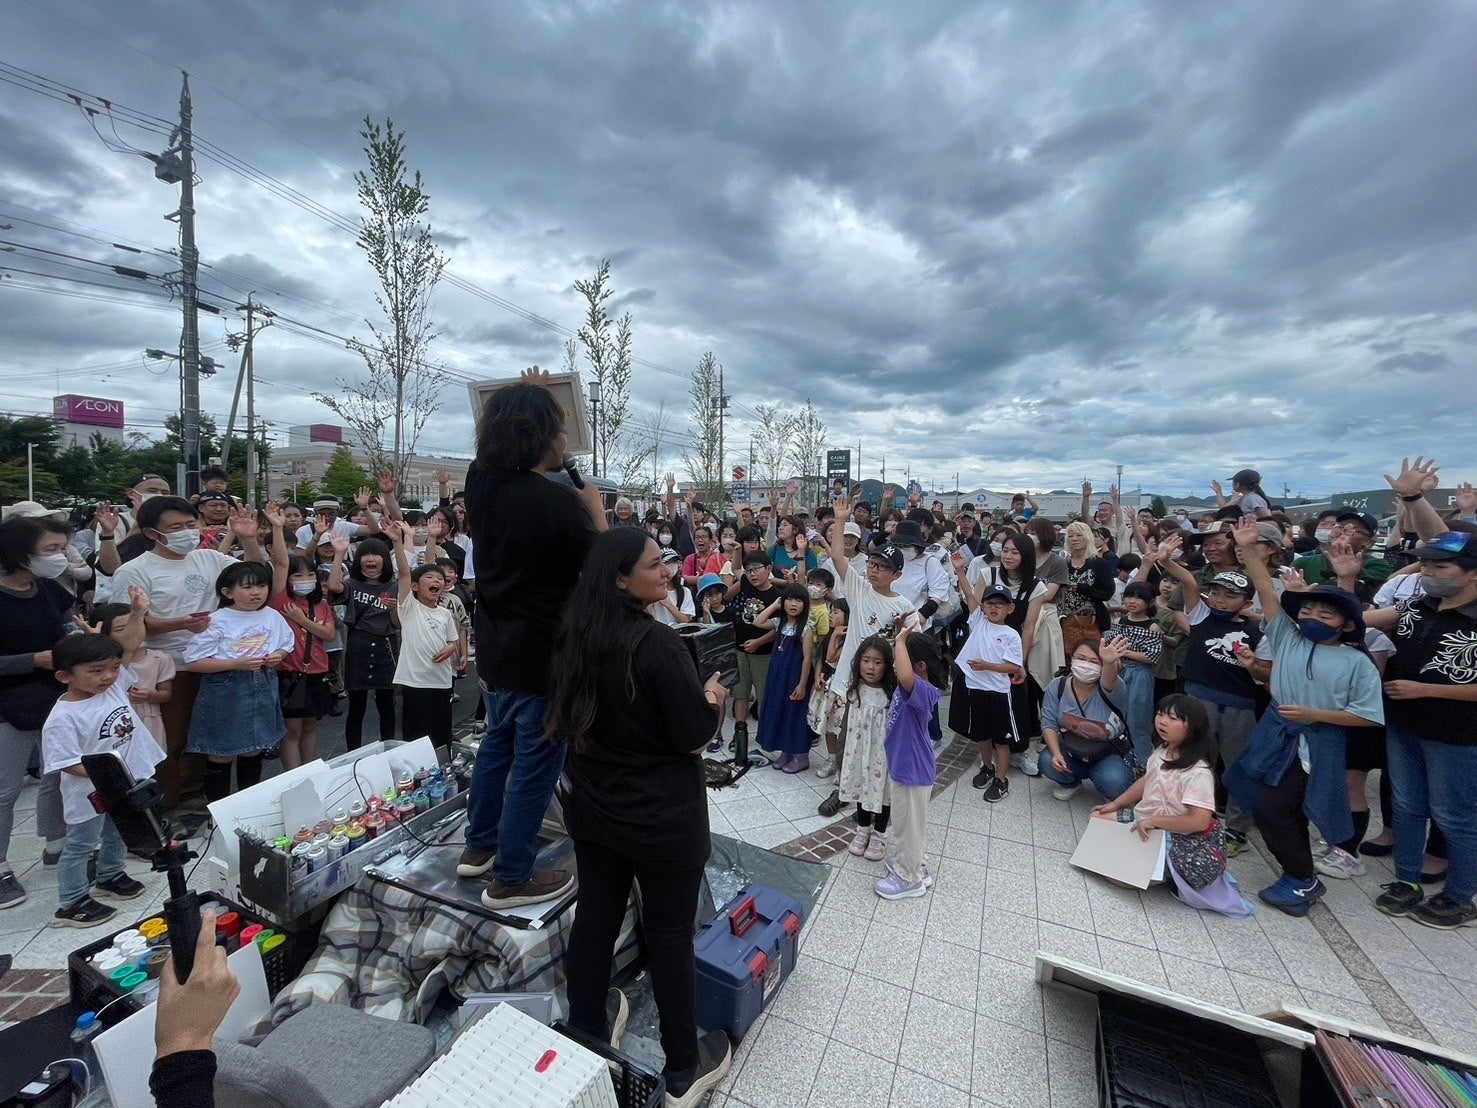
[348,754,464,852]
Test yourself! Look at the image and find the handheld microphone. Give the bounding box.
[562,454,585,489]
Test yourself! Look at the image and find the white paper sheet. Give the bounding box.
[93,941,271,1108]
[1069,814,1168,890]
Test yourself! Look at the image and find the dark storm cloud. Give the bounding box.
[0,0,1471,498]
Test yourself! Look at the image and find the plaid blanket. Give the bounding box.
[270,875,640,1026]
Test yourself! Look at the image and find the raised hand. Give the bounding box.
[1327,537,1364,579]
[1210,479,1224,497]
[128,584,149,617]
[1082,480,1092,497]
[435,468,451,486]
[666,472,676,491]
[1384,457,1439,499]
[768,487,781,508]
[1109,484,1120,504]
[521,364,552,390]
[832,492,853,520]
[262,501,286,528]
[1231,515,1260,549]
[376,471,397,495]
[428,514,449,539]
[93,501,121,534]
[795,533,808,554]
[355,486,372,508]
[1457,481,1477,516]
[786,480,798,499]
[329,533,352,557]
[228,507,258,538]
[1280,567,1308,592]
[1157,532,1182,563]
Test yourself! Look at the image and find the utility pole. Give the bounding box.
[587,379,601,477]
[223,295,272,505]
[150,73,203,496]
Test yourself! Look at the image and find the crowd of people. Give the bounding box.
[2,368,1473,1108]
[0,466,477,930]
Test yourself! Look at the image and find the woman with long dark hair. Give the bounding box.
[550,529,732,1106]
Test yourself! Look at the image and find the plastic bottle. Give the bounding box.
[69,1012,105,1094]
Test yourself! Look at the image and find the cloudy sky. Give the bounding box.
[2,0,1473,498]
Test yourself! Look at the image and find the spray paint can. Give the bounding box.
[326,834,348,862]
[348,799,366,821]
[344,823,367,852]
[305,845,326,873]
[291,841,313,872]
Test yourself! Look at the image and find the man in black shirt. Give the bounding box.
[458,369,607,910]
[1366,530,1477,930]
[728,552,779,752]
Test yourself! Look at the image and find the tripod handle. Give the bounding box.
[164,890,201,982]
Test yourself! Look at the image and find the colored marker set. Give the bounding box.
[86,917,172,1004]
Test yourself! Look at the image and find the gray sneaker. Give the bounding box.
[480,868,574,910]
[0,871,24,910]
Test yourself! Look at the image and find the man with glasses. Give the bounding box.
[1293,510,1392,602]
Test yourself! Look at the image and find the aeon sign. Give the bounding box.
[54,394,126,429]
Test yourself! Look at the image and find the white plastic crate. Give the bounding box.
[381,1002,618,1108]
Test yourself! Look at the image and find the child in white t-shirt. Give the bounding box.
[390,522,459,746]
[43,591,163,928]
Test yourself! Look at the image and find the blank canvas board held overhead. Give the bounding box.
[466,372,591,456]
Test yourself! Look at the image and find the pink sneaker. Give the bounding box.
[847,827,870,856]
[864,832,888,862]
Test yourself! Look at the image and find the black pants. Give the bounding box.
[1254,761,1314,880]
[345,689,395,750]
[565,836,705,1077]
[399,685,452,747]
[856,804,892,833]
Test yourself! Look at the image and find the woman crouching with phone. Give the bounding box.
[548,528,733,1107]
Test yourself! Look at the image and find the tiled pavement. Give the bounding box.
[4,716,1476,1107]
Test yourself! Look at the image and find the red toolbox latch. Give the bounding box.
[746,950,768,985]
[781,912,800,939]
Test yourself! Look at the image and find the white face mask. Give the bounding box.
[159,529,200,555]
[989,541,1003,557]
[1315,528,1335,544]
[28,553,70,579]
[291,580,317,596]
[658,532,673,546]
[1070,660,1102,683]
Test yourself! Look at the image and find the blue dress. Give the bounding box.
[756,624,811,757]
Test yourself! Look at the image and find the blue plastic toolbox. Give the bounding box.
[693,884,805,1038]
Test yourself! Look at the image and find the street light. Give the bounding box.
[587,379,602,478]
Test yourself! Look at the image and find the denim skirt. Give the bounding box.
[187,669,285,756]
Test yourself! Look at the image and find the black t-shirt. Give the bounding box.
[733,579,780,653]
[340,578,398,637]
[467,466,597,695]
[1181,608,1264,710]
[1385,596,1477,746]
[563,618,719,865]
[0,579,74,730]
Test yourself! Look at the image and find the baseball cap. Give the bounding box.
[197,491,229,505]
[660,547,682,564]
[1336,510,1378,535]
[1206,571,1255,597]
[981,583,1016,604]
[842,521,863,539]
[1414,531,1477,567]
[1254,522,1284,545]
[1230,469,1262,487]
[867,544,904,572]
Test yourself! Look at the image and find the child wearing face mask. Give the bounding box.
[1223,518,1384,916]
[265,505,336,769]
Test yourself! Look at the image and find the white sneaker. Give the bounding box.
[1011,751,1041,777]
[1052,783,1081,801]
[814,755,837,779]
[884,856,934,888]
[1314,846,1367,880]
[1312,836,1331,859]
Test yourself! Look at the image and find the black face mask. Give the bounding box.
[1206,606,1240,622]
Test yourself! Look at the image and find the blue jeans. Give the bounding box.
[1039,747,1135,802]
[465,689,566,887]
[1387,724,1477,903]
[1116,663,1155,764]
[59,815,127,908]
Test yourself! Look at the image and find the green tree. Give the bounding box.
[574,258,648,488]
[0,415,61,469]
[681,352,725,504]
[1151,495,1167,518]
[785,400,828,508]
[320,444,372,503]
[316,117,448,480]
